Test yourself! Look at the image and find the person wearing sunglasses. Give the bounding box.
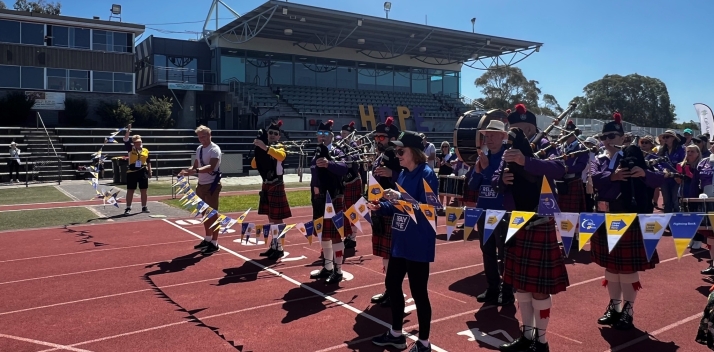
[309,120,349,284]
[638,135,663,211]
[369,130,439,352]
[340,121,362,250]
[656,130,685,213]
[370,116,402,307]
[590,112,664,331]
[693,135,711,158]
[509,104,557,159]
[252,120,292,260]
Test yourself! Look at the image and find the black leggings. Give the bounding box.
[8,160,19,180]
[385,257,431,340]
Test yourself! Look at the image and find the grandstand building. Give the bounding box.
[135,0,541,132]
[0,8,145,125]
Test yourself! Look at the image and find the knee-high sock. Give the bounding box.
[349,226,358,240]
[321,241,334,270]
[333,242,344,274]
[382,258,389,274]
[532,296,552,344]
[515,292,534,340]
[604,270,622,312]
[619,272,641,306]
[708,237,714,263]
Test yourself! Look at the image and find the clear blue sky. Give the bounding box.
[60,0,714,123]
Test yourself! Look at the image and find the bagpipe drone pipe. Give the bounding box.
[498,127,542,211]
[314,142,343,196]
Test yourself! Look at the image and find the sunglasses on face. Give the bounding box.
[395,148,406,156]
[317,131,330,136]
[599,133,622,141]
[661,135,673,140]
[374,135,387,142]
[639,141,651,145]
[268,131,280,136]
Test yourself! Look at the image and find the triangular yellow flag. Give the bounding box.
[505,211,537,243]
[445,206,465,240]
[605,214,637,253]
[419,204,436,232]
[237,208,251,223]
[344,205,363,234]
[399,200,418,223]
[367,172,384,201]
[314,217,324,242]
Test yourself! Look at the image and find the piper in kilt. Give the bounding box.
[591,112,664,331]
[493,104,569,352]
[370,116,402,306]
[341,121,362,249]
[554,120,589,253]
[251,120,292,260]
[309,120,349,285]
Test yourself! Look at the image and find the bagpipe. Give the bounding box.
[531,102,578,158]
[496,127,542,211]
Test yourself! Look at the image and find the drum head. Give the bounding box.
[453,109,507,166]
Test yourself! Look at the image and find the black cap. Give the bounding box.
[507,104,537,127]
[694,134,708,143]
[375,116,400,138]
[389,131,423,149]
[602,111,623,134]
[268,120,283,131]
[318,119,334,132]
[341,121,356,132]
[565,119,577,131]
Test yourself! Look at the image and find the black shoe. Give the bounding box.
[142,206,150,213]
[371,330,407,349]
[124,207,131,215]
[498,290,515,306]
[194,240,210,249]
[702,266,714,275]
[531,340,550,352]
[498,329,534,352]
[380,296,391,307]
[344,238,357,249]
[267,250,284,260]
[310,267,332,279]
[613,301,634,330]
[476,289,500,304]
[260,248,275,257]
[371,291,389,304]
[597,299,622,325]
[325,271,343,284]
[201,243,220,255]
[407,340,431,352]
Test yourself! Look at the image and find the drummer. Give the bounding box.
[437,141,458,206]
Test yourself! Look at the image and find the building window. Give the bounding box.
[21,67,44,89]
[72,28,91,49]
[92,30,111,51]
[47,68,67,90]
[113,73,133,93]
[93,71,113,92]
[21,22,44,45]
[69,70,89,91]
[93,30,132,53]
[0,65,21,88]
[0,20,21,43]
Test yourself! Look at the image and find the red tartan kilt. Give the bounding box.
[257,181,292,220]
[556,180,586,213]
[371,214,393,259]
[503,218,570,294]
[462,185,478,204]
[344,178,363,208]
[590,218,658,271]
[312,194,345,241]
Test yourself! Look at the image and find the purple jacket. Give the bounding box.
[691,158,714,196]
[310,144,348,189]
[591,151,664,202]
[492,157,566,212]
[558,141,589,178]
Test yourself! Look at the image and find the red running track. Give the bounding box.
[0,206,711,352]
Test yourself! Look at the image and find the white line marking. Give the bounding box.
[0,333,94,352]
[175,220,188,226]
[54,185,80,201]
[404,305,417,313]
[186,219,201,225]
[162,219,449,352]
[84,206,111,221]
[605,312,701,352]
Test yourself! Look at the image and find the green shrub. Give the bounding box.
[0,91,35,126]
[63,97,88,126]
[96,100,133,127]
[133,96,174,128]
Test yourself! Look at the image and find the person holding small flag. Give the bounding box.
[309,120,349,284]
[340,121,362,249]
[368,130,439,352]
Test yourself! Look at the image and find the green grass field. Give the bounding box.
[162,190,312,213]
[0,186,72,206]
[117,181,307,197]
[0,207,102,232]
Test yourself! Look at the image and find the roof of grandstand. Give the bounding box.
[210,0,542,67]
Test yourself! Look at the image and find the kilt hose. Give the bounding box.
[503,218,570,295]
[591,217,658,272]
[556,179,586,213]
[312,193,345,241]
[371,213,392,259]
[258,180,292,220]
[343,177,363,237]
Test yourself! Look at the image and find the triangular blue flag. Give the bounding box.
[262,224,271,238]
[537,177,561,216]
[464,208,484,229]
[561,236,574,257]
[643,239,660,262]
[304,221,315,237]
[241,223,249,235]
[482,210,506,245]
[363,212,373,226]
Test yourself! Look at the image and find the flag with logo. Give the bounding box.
[324,191,336,219]
[314,217,324,242]
[354,197,372,225]
[554,212,579,257]
[483,210,506,244]
[399,200,418,223]
[637,214,672,262]
[669,213,705,259]
[445,206,465,240]
[367,172,384,201]
[463,208,485,241]
[537,177,561,216]
[303,220,315,245]
[605,214,637,253]
[396,183,420,207]
[344,205,363,234]
[578,213,606,251]
[237,208,251,223]
[333,211,345,239]
[506,211,536,243]
[419,204,437,232]
[423,179,443,210]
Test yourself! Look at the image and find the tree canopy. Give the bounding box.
[473,66,561,116]
[568,74,676,128]
[0,1,6,10]
[13,0,60,15]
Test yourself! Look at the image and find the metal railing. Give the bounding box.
[153,66,216,85]
[34,112,64,185]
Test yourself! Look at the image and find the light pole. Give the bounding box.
[471,18,476,33]
[384,2,391,19]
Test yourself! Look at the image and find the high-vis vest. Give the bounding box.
[128,148,149,172]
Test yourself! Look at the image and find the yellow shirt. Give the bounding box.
[128,147,150,172]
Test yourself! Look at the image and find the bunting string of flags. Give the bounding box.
[84,126,129,208]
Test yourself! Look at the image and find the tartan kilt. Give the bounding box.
[258,181,292,220]
[503,218,570,294]
[344,177,363,209]
[463,184,478,204]
[371,214,393,259]
[312,193,345,241]
[590,218,658,271]
[557,179,586,213]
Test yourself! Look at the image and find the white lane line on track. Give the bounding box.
[53,185,80,201]
[605,312,701,352]
[162,219,450,352]
[0,333,94,352]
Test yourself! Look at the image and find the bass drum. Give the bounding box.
[453,109,507,166]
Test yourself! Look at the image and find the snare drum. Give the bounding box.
[438,175,465,198]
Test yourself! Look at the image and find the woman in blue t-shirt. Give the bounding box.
[369,131,439,352]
